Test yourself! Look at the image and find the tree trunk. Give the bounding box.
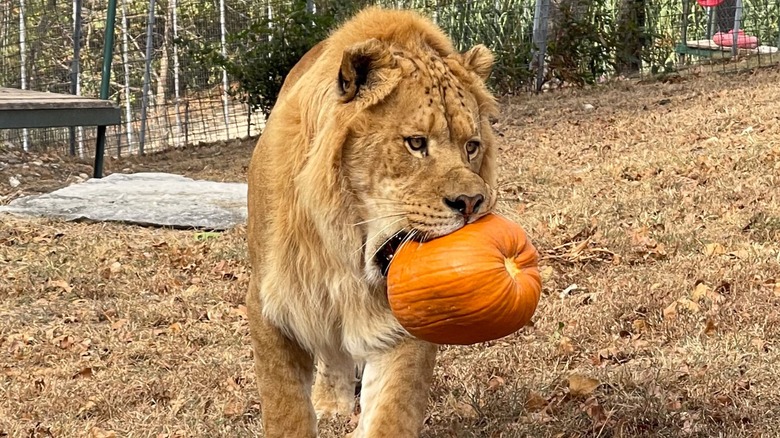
[615,0,646,76]
[19,0,29,152]
[219,0,230,140]
[171,0,183,147]
[154,0,172,149]
[120,0,134,154]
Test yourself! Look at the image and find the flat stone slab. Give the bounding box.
[0,172,247,230]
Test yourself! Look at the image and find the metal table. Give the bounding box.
[0,87,121,178]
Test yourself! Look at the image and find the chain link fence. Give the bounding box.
[1,0,779,159]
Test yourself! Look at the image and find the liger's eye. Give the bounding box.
[405,136,428,156]
[465,140,481,158]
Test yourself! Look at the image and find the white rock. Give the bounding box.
[9,176,20,188]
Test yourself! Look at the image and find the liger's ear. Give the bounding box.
[461,44,494,81]
[338,38,400,104]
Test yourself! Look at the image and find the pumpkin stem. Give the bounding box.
[504,257,522,280]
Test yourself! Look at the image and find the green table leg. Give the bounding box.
[93,0,118,178]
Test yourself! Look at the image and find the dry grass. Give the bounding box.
[2,66,780,438]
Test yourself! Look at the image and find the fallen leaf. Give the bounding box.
[110,318,128,330]
[676,297,701,314]
[558,336,575,355]
[632,339,650,349]
[714,394,732,406]
[707,289,727,304]
[727,249,750,260]
[3,367,21,378]
[704,243,726,256]
[632,319,648,333]
[213,260,229,273]
[568,374,600,397]
[88,427,117,438]
[581,396,608,427]
[773,283,780,298]
[47,279,73,293]
[751,338,766,352]
[169,322,183,334]
[54,335,75,349]
[540,266,554,281]
[454,401,478,419]
[230,305,248,319]
[525,391,548,412]
[703,136,719,144]
[663,301,678,321]
[703,318,718,336]
[676,364,691,380]
[73,367,93,379]
[666,395,683,410]
[223,397,245,418]
[487,375,505,392]
[691,283,710,302]
[209,309,223,321]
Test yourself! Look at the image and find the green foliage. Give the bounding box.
[176,0,779,104]
[185,1,336,118]
[545,0,620,86]
[458,5,536,94]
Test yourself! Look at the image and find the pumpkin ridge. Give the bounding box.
[385,213,543,345]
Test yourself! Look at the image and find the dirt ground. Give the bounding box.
[2,66,780,438]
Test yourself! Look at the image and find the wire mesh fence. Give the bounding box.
[1,0,779,159]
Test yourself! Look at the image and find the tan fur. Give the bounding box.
[246,6,499,437]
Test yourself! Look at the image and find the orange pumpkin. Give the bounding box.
[386,213,542,345]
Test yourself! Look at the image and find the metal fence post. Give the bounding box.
[731,0,743,58]
[139,0,156,156]
[93,0,117,179]
[532,0,551,93]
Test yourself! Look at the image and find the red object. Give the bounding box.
[713,30,759,49]
[697,0,724,6]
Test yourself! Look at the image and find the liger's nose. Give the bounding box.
[444,194,484,219]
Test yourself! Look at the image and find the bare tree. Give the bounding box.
[616,0,646,76]
[120,0,134,154]
[219,0,230,138]
[154,0,173,149]
[19,0,29,152]
[172,0,183,147]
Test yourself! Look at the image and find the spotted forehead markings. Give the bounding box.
[394,48,479,139]
[424,54,477,139]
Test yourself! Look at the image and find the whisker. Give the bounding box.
[396,229,419,253]
[353,217,405,258]
[351,213,405,227]
[367,227,408,263]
